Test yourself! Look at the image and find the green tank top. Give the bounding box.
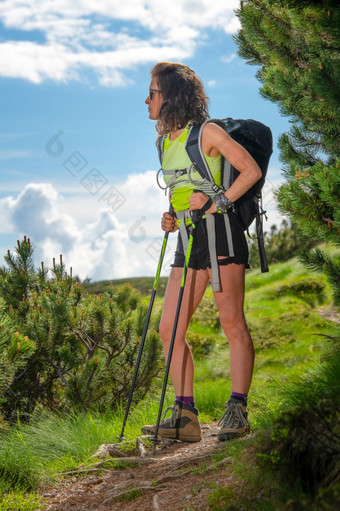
[162,124,222,212]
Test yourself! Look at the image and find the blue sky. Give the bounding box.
[0,0,290,281]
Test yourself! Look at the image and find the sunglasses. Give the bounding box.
[149,88,161,100]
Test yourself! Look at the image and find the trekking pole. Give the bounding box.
[152,206,202,454]
[117,204,174,441]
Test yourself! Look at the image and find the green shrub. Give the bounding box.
[255,342,340,508]
[276,278,326,306]
[186,332,216,357]
[0,238,161,420]
[248,219,316,269]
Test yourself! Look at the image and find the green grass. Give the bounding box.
[0,255,338,508]
[0,397,179,493]
[0,490,44,511]
[0,409,121,490]
[112,487,143,502]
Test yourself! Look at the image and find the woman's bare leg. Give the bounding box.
[210,263,254,394]
[159,267,209,397]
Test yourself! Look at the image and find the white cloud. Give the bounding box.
[0,168,286,282]
[1,177,177,281]
[221,53,237,64]
[0,149,36,159]
[4,183,80,253]
[0,0,241,85]
[0,132,39,142]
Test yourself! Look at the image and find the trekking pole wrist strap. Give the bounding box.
[213,192,233,214]
[201,198,213,212]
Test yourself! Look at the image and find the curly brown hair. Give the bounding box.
[151,62,209,135]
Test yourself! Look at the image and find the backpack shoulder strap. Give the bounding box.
[156,134,166,165]
[185,119,219,182]
[185,118,231,185]
[185,124,202,169]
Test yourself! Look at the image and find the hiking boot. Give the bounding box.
[141,402,201,442]
[217,399,250,441]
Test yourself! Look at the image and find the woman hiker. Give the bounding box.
[142,62,262,442]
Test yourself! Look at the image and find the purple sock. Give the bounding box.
[176,396,195,407]
[230,392,248,404]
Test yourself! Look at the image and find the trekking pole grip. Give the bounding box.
[191,189,206,225]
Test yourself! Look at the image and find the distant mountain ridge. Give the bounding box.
[83,276,169,297]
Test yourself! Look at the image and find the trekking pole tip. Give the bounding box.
[151,434,160,455]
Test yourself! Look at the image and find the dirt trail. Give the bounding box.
[42,422,240,511]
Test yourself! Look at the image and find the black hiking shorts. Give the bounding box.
[172,211,250,270]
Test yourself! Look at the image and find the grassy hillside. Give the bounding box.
[0,256,338,510]
[189,257,337,412]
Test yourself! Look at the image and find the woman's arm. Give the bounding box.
[202,122,262,203]
[189,122,262,213]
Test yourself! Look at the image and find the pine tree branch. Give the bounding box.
[2,366,29,396]
[301,84,326,103]
[251,0,340,49]
[244,2,339,102]
[70,324,117,360]
[282,126,336,161]
[104,333,132,369]
[246,1,312,69]
[91,341,111,358]
[235,30,267,66]
[321,216,334,228]
[85,363,98,395]
[69,327,93,355]
[48,361,70,386]
[34,340,72,386]
[250,18,309,70]
[283,186,338,234]
[296,114,336,123]
[250,0,291,30]
[0,282,22,302]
